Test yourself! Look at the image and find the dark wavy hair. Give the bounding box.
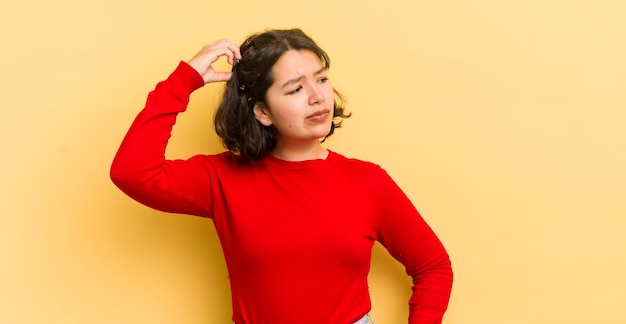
[214,28,350,161]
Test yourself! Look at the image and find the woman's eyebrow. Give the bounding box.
[281,67,326,89]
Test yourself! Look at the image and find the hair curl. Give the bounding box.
[214,28,350,161]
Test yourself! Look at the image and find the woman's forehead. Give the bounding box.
[271,50,325,80]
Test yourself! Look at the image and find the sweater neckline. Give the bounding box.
[262,150,339,169]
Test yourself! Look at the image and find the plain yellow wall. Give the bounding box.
[2,0,625,323]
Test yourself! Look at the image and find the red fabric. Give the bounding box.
[110,61,453,324]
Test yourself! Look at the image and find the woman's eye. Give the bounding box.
[318,77,329,83]
[287,86,302,95]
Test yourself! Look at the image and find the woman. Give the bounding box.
[111,28,453,324]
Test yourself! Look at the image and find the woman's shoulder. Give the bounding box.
[330,151,386,174]
[189,151,253,169]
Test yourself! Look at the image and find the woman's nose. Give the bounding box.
[308,85,325,105]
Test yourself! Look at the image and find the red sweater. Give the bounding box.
[110,62,453,324]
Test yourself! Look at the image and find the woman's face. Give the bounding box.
[253,49,334,146]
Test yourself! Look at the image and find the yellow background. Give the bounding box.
[2,0,625,323]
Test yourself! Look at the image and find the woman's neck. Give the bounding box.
[271,142,328,162]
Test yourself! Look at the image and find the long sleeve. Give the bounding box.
[110,62,215,217]
[373,170,453,324]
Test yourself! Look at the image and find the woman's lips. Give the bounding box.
[307,109,330,122]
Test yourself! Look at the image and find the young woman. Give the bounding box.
[110,28,453,324]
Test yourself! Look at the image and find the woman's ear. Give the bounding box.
[253,102,273,126]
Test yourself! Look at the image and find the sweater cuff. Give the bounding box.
[174,61,206,92]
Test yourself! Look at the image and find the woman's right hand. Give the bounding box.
[187,39,242,84]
